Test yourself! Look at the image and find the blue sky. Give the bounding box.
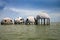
[0,0,60,22]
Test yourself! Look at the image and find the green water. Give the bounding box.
[0,22,60,40]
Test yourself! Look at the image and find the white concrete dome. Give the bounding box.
[3,17,12,20]
[27,16,35,22]
[15,17,23,21]
[38,12,50,18]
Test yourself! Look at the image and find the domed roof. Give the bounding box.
[27,16,35,22]
[3,17,12,20]
[15,17,23,20]
[38,11,50,18]
[27,16,34,19]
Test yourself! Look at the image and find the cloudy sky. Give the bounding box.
[0,0,60,22]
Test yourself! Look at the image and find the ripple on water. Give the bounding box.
[0,22,60,40]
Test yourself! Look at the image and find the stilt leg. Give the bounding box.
[47,19,48,25]
[44,18,45,25]
[47,18,50,25]
[41,19,42,25]
[49,19,50,25]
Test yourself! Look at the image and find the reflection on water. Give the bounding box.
[0,22,60,40]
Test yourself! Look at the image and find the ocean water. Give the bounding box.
[0,22,60,40]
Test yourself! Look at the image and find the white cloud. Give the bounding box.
[9,8,60,22]
[4,7,60,18]
[50,13,60,17]
[9,8,50,17]
[0,7,60,22]
[9,8,39,16]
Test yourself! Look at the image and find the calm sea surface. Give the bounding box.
[0,22,60,40]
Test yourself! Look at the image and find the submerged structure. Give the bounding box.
[0,11,50,25]
[14,17,24,24]
[35,12,50,25]
[25,16,35,24]
[1,17,13,25]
